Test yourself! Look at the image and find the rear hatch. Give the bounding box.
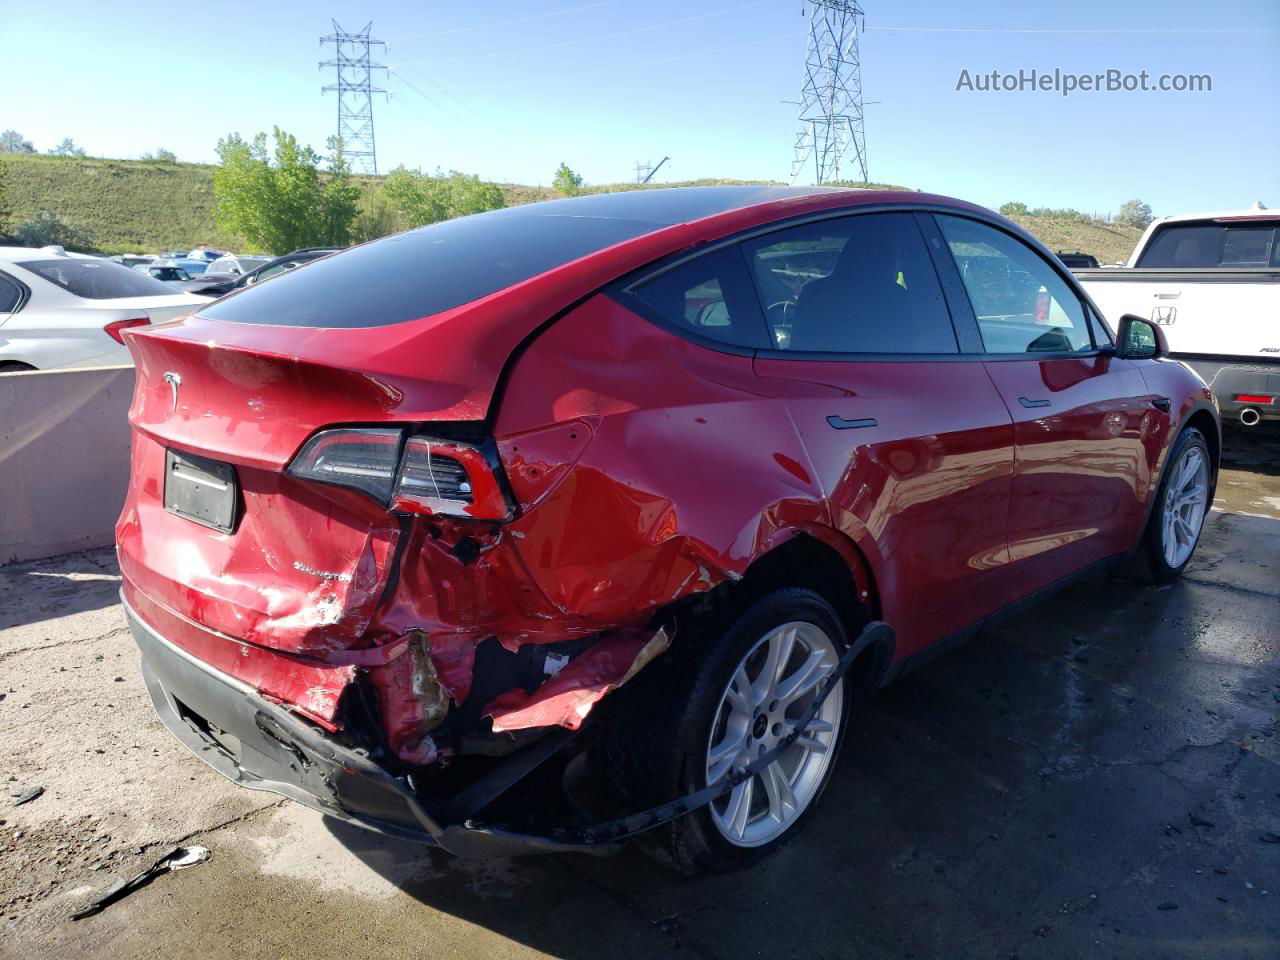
[114,211,685,725]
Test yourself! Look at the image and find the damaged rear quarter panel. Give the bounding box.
[494,293,833,624]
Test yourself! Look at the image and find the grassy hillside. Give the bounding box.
[0,153,1140,263]
[1009,214,1141,266]
[1,154,239,253]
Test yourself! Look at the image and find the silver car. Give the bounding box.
[0,246,210,371]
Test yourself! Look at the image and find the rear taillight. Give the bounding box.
[105,317,149,344]
[1236,394,1275,405]
[287,428,511,521]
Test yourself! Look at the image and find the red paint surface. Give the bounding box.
[116,189,1213,766]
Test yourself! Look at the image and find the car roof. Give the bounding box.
[1154,204,1276,225]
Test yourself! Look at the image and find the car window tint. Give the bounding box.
[0,274,22,312]
[18,259,175,299]
[630,245,770,349]
[743,212,957,354]
[1135,223,1222,268]
[1220,227,1275,266]
[936,216,1092,354]
[200,207,663,328]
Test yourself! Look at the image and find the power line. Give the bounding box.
[319,20,387,175]
[412,30,803,93]
[869,24,1272,34]
[383,0,622,43]
[391,0,773,68]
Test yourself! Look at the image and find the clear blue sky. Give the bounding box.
[2,0,1276,217]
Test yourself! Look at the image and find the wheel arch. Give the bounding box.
[731,527,893,691]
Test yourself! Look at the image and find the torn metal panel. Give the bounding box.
[484,626,671,733]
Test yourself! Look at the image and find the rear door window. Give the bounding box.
[1136,221,1279,267]
[629,246,770,349]
[18,259,176,299]
[743,212,958,354]
[0,274,24,312]
[935,216,1092,354]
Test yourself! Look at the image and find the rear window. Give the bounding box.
[18,258,177,299]
[1136,221,1280,268]
[198,208,661,328]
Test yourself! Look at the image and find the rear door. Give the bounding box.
[932,214,1155,596]
[745,211,1017,659]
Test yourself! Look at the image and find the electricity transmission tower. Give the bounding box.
[789,1,868,185]
[634,156,670,184]
[319,21,387,175]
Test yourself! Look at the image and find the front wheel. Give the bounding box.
[626,588,854,873]
[1133,426,1212,581]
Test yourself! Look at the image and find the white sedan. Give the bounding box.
[0,246,211,371]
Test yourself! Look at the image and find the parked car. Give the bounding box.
[1074,203,1279,425]
[206,254,274,277]
[187,248,339,297]
[111,254,158,269]
[1055,250,1099,269]
[129,261,231,295]
[0,246,211,371]
[172,259,211,276]
[116,187,1218,873]
[187,247,224,263]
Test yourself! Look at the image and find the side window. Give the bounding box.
[1220,227,1275,267]
[742,212,958,354]
[629,245,770,349]
[0,275,24,312]
[936,216,1093,354]
[1087,305,1114,347]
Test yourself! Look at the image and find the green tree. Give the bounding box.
[352,182,406,243]
[999,201,1028,216]
[48,137,86,158]
[1116,199,1154,229]
[552,162,584,197]
[13,209,95,250]
[0,130,35,154]
[142,147,178,163]
[382,168,505,228]
[212,127,360,252]
[320,138,360,246]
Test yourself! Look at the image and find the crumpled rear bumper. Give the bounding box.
[124,596,614,858]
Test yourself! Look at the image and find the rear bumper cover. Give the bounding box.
[1179,357,1280,419]
[124,596,610,858]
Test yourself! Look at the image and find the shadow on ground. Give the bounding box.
[327,508,1280,959]
[0,548,121,632]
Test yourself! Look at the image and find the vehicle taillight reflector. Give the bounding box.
[287,428,511,520]
[1235,394,1275,405]
[391,437,509,520]
[105,317,150,344]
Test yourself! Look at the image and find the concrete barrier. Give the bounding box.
[1,365,135,565]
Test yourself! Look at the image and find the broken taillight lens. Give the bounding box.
[287,428,511,520]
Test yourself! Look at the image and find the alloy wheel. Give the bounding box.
[704,621,843,847]
[1161,445,1209,569]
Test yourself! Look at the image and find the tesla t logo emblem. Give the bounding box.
[163,372,182,414]
[1151,306,1177,325]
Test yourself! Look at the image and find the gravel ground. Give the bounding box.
[1,429,1277,960]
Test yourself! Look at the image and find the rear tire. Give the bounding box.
[619,588,856,874]
[1130,426,1212,582]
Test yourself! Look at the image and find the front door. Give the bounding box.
[744,211,1017,660]
[933,214,1154,597]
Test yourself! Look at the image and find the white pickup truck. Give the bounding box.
[1074,205,1280,426]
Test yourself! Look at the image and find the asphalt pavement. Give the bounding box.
[2,429,1277,960]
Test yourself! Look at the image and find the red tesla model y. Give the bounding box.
[116,187,1218,873]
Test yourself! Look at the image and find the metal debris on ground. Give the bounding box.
[71,846,210,920]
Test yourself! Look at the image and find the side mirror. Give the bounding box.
[1115,314,1168,360]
